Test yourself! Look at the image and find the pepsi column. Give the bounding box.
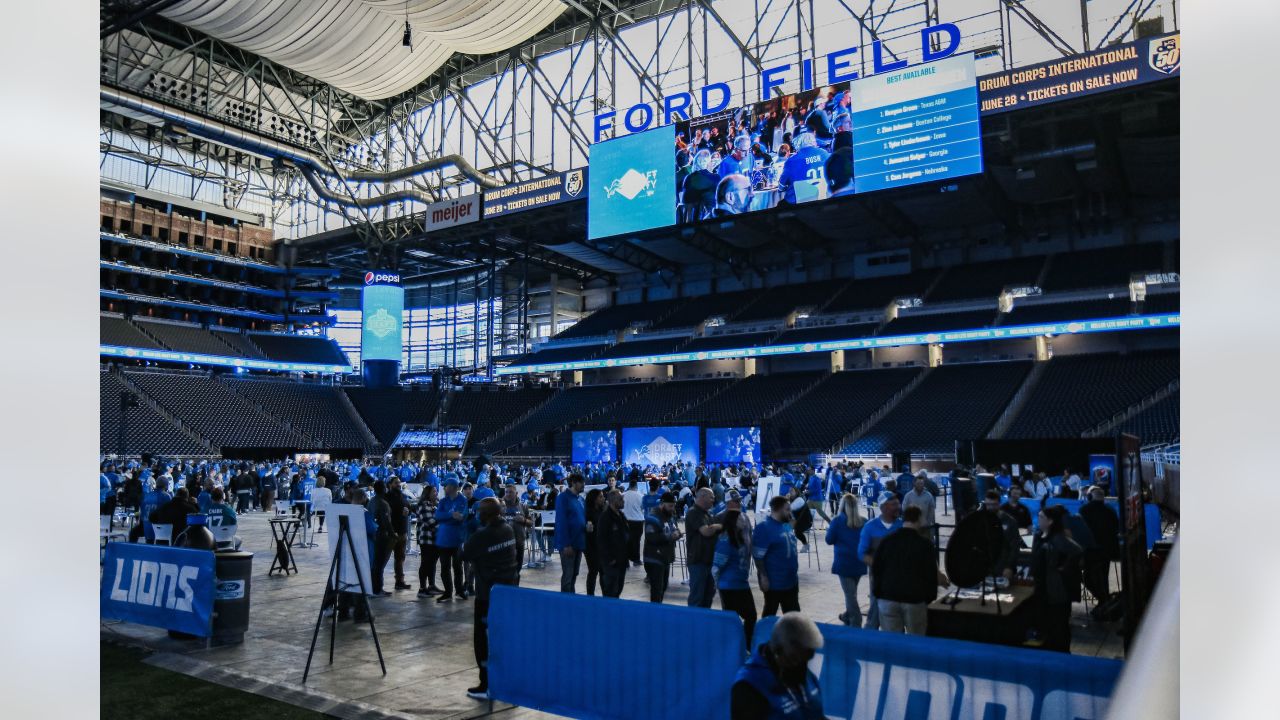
[361,270,404,388]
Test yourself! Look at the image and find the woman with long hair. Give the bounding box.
[826,493,868,627]
[712,508,756,649]
[583,488,605,595]
[1031,504,1083,652]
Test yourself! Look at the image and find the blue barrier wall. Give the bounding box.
[753,617,1123,720]
[488,586,746,720]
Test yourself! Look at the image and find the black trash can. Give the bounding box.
[212,550,253,645]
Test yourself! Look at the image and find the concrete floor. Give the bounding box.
[102,501,1125,719]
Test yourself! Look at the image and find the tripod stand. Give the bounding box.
[302,514,387,683]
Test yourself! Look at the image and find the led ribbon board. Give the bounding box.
[100,344,351,374]
[495,313,1180,374]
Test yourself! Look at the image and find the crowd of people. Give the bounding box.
[101,453,1124,702]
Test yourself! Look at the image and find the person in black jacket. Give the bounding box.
[871,506,948,635]
[596,489,630,597]
[1078,487,1119,608]
[583,488,605,596]
[1001,485,1034,529]
[460,497,519,701]
[1031,504,1084,652]
[387,477,412,591]
[366,481,395,596]
[150,487,200,542]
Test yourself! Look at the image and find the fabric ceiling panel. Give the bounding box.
[162,0,567,100]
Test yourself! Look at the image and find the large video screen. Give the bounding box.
[849,53,982,193]
[588,125,677,240]
[361,273,404,362]
[705,426,762,464]
[622,426,700,467]
[391,427,468,449]
[662,54,981,227]
[572,430,618,463]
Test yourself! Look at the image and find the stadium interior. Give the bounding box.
[96,0,1182,717]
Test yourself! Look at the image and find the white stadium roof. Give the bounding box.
[160,0,568,100]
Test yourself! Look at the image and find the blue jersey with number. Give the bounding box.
[779,147,830,204]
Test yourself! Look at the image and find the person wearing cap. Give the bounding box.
[642,491,683,602]
[753,495,802,617]
[856,492,902,630]
[460,497,519,700]
[434,477,469,602]
[554,474,587,593]
[731,612,824,720]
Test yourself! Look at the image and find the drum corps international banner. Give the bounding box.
[100,542,215,637]
[753,617,1123,720]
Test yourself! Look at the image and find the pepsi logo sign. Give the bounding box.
[364,271,401,285]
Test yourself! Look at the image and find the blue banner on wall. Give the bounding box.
[100,542,215,637]
[488,586,745,720]
[752,616,1123,720]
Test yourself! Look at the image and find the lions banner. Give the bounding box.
[101,542,215,637]
[754,617,1123,720]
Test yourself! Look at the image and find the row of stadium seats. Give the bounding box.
[546,243,1170,342]
[100,313,349,366]
[102,351,1180,458]
[513,290,1174,368]
[1004,349,1179,439]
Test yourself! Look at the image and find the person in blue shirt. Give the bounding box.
[778,130,829,204]
[895,466,915,503]
[473,478,496,502]
[804,469,830,523]
[731,611,825,720]
[779,468,795,497]
[554,474,587,593]
[857,492,903,630]
[434,479,469,602]
[712,507,756,648]
[640,478,664,516]
[826,493,869,627]
[753,495,801,616]
[197,485,213,514]
[100,471,113,505]
[136,476,173,543]
[718,135,753,179]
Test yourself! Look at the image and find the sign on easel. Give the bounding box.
[755,476,781,514]
[324,504,373,596]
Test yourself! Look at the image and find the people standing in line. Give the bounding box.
[434,478,469,603]
[712,507,757,648]
[902,473,937,540]
[731,613,825,720]
[622,476,646,567]
[583,488,605,596]
[554,474,587,593]
[871,505,949,635]
[387,477,412,591]
[501,483,533,584]
[642,492,682,603]
[460,497,520,701]
[685,487,724,608]
[753,495,801,617]
[825,493,868,627]
[857,492,902,630]
[415,484,443,598]
[596,489,631,598]
[1031,504,1084,652]
[1079,486,1120,608]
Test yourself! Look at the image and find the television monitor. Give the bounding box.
[705,426,762,464]
[588,125,677,239]
[621,426,700,467]
[572,429,618,463]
